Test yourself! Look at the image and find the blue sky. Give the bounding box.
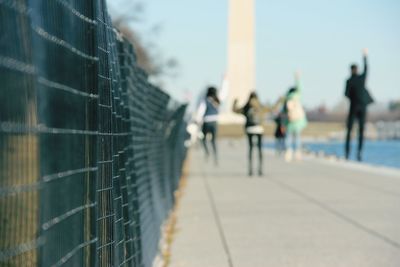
[109,0,400,108]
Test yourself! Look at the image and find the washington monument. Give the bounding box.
[221,0,255,123]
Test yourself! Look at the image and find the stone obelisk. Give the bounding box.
[220,0,255,123]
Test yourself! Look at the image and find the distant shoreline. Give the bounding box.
[218,121,400,140]
[218,122,344,138]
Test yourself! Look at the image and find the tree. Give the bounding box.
[107,0,179,82]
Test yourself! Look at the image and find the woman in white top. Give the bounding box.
[199,87,220,164]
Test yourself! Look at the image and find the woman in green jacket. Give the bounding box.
[284,72,308,161]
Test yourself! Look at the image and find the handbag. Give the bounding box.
[363,88,374,105]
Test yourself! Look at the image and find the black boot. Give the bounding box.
[357,151,362,162]
[248,170,253,177]
[248,153,253,177]
[345,149,350,160]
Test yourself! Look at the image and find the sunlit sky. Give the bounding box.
[108,0,400,108]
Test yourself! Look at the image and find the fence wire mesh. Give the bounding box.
[0,1,188,266]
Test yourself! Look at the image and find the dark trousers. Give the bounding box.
[345,106,366,160]
[247,133,263,175]
[202,122,217,162]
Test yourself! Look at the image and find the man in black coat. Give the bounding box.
[344,48,374,161]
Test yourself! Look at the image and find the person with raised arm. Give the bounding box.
[344,48,374,161]
[233,92,283,176]
[196,86,221,165]
[283,71,308,162]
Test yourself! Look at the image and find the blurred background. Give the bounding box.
[107,0,400,167]
[107,0,400,113]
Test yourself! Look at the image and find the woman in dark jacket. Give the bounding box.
[233,92,269,176]
[274,111,286,154]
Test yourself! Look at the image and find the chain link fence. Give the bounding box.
[0,0,188,266]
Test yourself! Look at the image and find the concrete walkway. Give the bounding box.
[169,139,400,267]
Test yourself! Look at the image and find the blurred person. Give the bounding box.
[196,86,220,165]
[284,72,307,162]
[233,92,282,176]
[344,49,374,161]
[274,110,286,154]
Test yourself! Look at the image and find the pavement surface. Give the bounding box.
[169,139,400,267]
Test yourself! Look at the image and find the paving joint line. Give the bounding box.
[300,161,400,198]
[266,176,400,249]
[202,169,235,267]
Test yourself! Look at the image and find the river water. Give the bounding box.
[264,140,400,169]
[303,140,400,169]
